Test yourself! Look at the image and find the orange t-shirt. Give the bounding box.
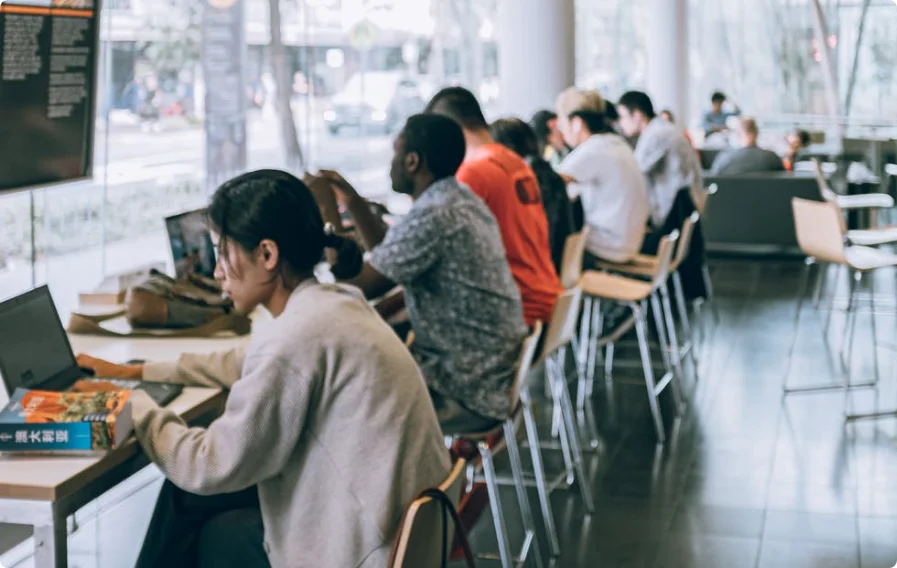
[457,144,562,326]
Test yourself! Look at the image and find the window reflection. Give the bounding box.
[0,0,500,317]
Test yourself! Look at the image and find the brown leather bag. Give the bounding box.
[68,270,251,338]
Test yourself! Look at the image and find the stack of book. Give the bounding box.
[0,388,133,454]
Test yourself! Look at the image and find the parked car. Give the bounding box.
[323,71,426,136]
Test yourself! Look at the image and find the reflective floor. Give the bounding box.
[3,258,897,568]
[462,258,897,568]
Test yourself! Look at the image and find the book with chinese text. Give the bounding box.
[0,388,133,453]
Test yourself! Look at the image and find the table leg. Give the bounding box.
[32,515,68,568]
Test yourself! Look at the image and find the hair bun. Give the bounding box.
[323,228,364,280]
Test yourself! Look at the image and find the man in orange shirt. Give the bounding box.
[425,87,562,326]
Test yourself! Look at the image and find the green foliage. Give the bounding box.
[0,177,206,267]
[138,0,203,76]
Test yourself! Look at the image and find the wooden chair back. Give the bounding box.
[559,228,590,290]
[389,458,468,568]
[791,197,847,264]
[507,322,544,413]
[671,211,701,271]
[538,287,583,365]
[650,230,680,291]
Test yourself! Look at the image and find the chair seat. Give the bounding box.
[580,270,654,302]
[847,226,897,247]
[629,253,659,267]
[836,193,894,210]
[450,404,523,461]
[593,259,656,278]
[845,246,897,271]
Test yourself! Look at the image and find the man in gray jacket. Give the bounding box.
[617,91,706,228]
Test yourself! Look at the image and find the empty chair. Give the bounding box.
[579,231,684,443]
[786,198,897,396]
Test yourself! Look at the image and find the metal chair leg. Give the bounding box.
[479,441,513,568]
[812,261,827,308]
[521,390,561,557]
[504,421,544,568]
[650,292,684,412]
[660,283,688,387]
[633,302,666,443]
[673,272,700,375]
[869,271,881,386]
[550,352,595,512]
[784,261,875,396]
[701,264,720,325]
[840,270,860,372]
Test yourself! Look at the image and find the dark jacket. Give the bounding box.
[641,187,708,301]
[526,156,581,274]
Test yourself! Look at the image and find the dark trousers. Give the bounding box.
[135,480,270,568]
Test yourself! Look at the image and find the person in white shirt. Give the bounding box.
[554,87,651,264]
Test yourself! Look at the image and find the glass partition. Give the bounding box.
[0,0,500,317]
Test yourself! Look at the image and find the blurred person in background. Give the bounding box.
[491,117,577,274]
[617,90,705,228]
[783,128,812,171]
[554,87,649,265]
[711,117,785,175]
[701,91,741,137]
[660,108,694,147]
[426,87,562,327]
[530,109,569,168]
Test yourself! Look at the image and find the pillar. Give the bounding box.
[497,0,575,120]
[646,0,689,125]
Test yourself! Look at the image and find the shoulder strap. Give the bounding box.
[420,487,477,568]
[387,485,477,568]
[66,311,251,338]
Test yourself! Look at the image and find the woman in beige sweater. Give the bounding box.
[83,170,451,567]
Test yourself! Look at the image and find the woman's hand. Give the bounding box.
[76,354,143,380]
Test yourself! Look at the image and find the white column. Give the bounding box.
[646,0,689,125]
[498,0,575,120]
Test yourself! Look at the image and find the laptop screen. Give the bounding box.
[165,209,217,280]
[0,286,79,395]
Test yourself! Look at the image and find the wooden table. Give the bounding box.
[0,332,251,568]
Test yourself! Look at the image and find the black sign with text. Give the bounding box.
[0,1,98,193]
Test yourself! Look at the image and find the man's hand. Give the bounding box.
[317,169,362,206]
[76,354,143,379]
[303,172,343,228]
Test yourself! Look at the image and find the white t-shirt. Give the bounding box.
[558,134,650,262]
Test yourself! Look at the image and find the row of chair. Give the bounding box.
[392,194,721,567]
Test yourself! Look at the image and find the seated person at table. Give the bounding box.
[553,87,650,265]
[711,117,785,175]
[317,114,528,434]
[783,128,811,171]
[79,169,451,568]
[701,91,741,137]
[425,86,562,327]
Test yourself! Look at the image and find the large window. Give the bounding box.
[575,0,648,99]
[0,0,499,316]
[688,0,897,127]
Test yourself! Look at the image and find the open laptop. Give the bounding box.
[164,209,217,280]
[0,286,183,406]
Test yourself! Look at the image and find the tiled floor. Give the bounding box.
[4,258,897,568]
[461,258,897,567]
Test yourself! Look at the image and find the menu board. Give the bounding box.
[0,0,98,193]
